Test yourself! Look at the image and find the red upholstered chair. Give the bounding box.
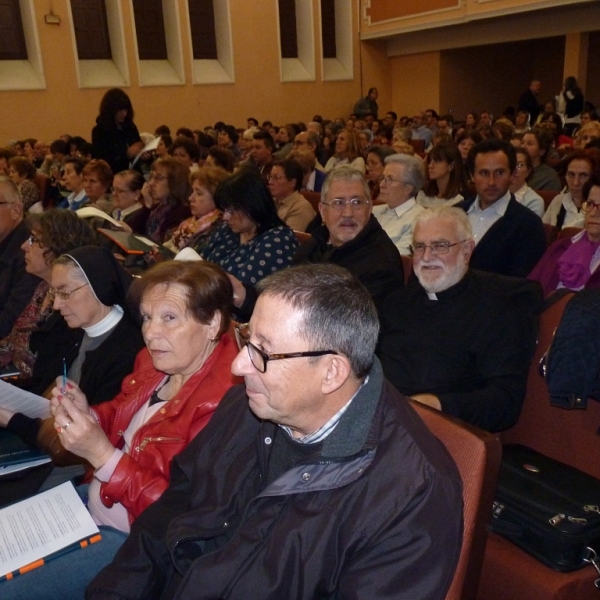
[536,189,559,210]
[33,173,50,208]
[400,254,413,285]
[557,226,583,241]
[478,292,600,599]
[293,230,312,245]
[409,139,425,154]
[299,190,321,213]
[411,402,502,600]
[543,222,557,247]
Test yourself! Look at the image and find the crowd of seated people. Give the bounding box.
[3,82,600,597]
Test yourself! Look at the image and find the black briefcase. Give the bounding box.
[490,444,600,572]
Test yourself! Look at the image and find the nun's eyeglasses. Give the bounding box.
[50,283,89,301]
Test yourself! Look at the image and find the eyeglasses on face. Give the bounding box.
[50,282,88,301]
[27,234,43,247]
[234,323,338,373]
[320,198,370,211]
[582,200,600,213]
[267,174,286,182]
[149,172,168,182]
[410,240,468,256]
[377,175,404,186]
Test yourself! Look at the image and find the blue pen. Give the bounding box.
[62,359,67,395]
[117,209,122,221]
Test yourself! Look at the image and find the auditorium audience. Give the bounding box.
[530,170,600,296]
[170,137,202,172]
[0,260,240,600]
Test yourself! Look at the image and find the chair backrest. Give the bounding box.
[411,402,502,600]
[409,139,425,154]
[542,222,557,248]
[299,190,321,213]
[400,254,413,285]
[293,230,312,245]
[33,173,50,208]
[535,189,559,210]
[501,291,600,479]
[556,226,583,241]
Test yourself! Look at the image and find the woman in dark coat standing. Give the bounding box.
[92,88,144,174]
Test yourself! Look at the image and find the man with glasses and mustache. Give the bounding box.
[378,206,542,432]
[87,263,463,600]
[293,165,404,315]
[0,177,40,337]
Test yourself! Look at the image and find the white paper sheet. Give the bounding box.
[76,206,125,229]
[0,482,99,577]
[0,380,50,419]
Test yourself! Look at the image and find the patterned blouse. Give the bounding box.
[201,223,298,285]
[0,281,53,377]
[19,179,40,212]
[167,209,222,253]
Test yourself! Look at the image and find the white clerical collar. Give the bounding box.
[83,305,123,337]
[426,292,438,300]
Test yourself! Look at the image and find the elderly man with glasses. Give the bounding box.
[0,177,39,338]
[87,263,463,600]
[373,153,427,255]
[378,205,543,432]
[231,166,404,320]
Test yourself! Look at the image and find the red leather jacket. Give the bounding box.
[91,333,240,523]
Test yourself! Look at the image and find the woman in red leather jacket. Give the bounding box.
[0,261,241,600]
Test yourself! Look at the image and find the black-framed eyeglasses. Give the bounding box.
[234,323,338,373]
[50,282,88,301]
[410,240,468,256]
[320,198,371,211]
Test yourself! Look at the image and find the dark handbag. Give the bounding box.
[490,444,600,572]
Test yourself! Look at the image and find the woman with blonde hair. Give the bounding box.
[324,130,366,173]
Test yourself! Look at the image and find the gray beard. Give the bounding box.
[415,260,468,294]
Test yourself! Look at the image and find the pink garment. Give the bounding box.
[557,233,600,290]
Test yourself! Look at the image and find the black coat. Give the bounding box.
[456,195,546,278]
[92,119,142,174]
[0,221,41,338]
[293,215,404,315]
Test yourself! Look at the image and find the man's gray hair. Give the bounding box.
[321,165,370,203]
[384,153,425,195]
[0,176,23,206]
[257,264,379,379]
[414,206,473,242]
[305,130,321,146]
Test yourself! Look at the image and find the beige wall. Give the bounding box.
[0,0,365,144]
[389,52,440,117]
